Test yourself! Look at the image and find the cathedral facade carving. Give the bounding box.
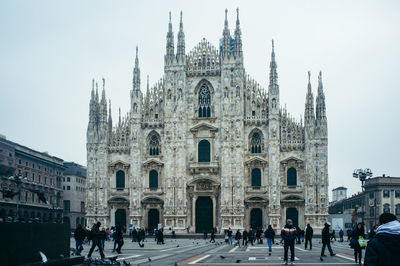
[86,9,328,233]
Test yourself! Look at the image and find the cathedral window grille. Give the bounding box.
[198,139,210,162]
[149,134,160,156]
[287,167,297,186]
[149,170,158,189]
[116,170,125,190]
[198,84,211,118]
[251,132,262,153]
[251,168,261,188]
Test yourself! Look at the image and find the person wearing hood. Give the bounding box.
[351,222,365,264]
[364,213,400,266]
[320,222,336,258]
[281,219,297,265]
[264,225,275,256]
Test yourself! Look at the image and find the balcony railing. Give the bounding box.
[245,186,267,193]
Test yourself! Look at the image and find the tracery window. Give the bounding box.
[198,84,211,117]
[251,132,262,153]
[149,133,160,156]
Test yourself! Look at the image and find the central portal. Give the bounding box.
[115,209,126,232]
[250,208,262,230]
[148,209,159,232]
[195,196,213,233]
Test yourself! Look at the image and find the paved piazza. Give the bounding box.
[72,238,361,266]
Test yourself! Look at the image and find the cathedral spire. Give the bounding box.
[305,71,315,122]
[101,78,106,103]
[176,11,185,63]
[234,8,242,59]
[165,12,175,64]
[222,9,231,59]
[316,71,326,120]
[108,99,112,135]
[269,40,278,88]
[133,46,141,91]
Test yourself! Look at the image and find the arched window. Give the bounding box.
[251,168,261,187]
[287,168,297,186]
[149,133,160,156]
[198,140,210,162]
[198,84,211,117]
[116,170,125,190]
[383,204,390,213]
[149,170,158,189]
[251,132,262,153]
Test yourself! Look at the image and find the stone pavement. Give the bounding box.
[72,237,363,266]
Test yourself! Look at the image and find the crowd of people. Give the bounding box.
[74,212,400,265]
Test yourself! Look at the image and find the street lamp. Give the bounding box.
[352,168,373,225]
[1,175,28,221]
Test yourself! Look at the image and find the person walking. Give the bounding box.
[210,228,216,243]
[281,219,297,265]
[227,227,233,245]
[296,226,302,244]
[100,227,107,251]
[330,229,336,241]
[339,228,344,242]
[235,229,242,247]
[264,225,275,256]
[138,228,145,247]
[87,222,105,259]
[74,224,86,255]
[350,222,365,265]
[248,228,254,246]
[320,222,335,258]
[131,227,137,242]
[157,228,164,244]
[364,213,400,266]
[304,224,313,250]
[242,229,248,246]
[115,223,124,254]
[256,228,261,244]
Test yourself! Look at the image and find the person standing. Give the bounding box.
[296,226,302,244]
[210,228,216,243]
[364,213,400,266]
[87,222,105,259]
[242,229,248,246]
[235,229,242,247]
[256,228,261,244]
[264,225,275,256]
[131,227,137,242]
[157,228,164,244]
[304,224,313,250]
[339,228,344,242]
[320,222,336,258]
[74,224,86,255]
[227,227,233,245]
[248,228,254,246]
[115,223,124,254]
[347,229,352,242]
[138,228,145,247]
[281,219,297,265]
[351,223,366,264]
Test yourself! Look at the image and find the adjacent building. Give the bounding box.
[0,135,64,222]
[332,186,347,202]
[63,162,87,229]
[329,175,400,232]
[86,10,329,233]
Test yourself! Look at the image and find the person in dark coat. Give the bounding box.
[157,228,164,244]
[137,228,145,247]
[210,228,216,243]
[242,229,248,246]
[364,213,400,266]
[368,224,378,239]
[304,224,313,250]
[115,223,124,254]
[351,223,365,264]
[281,219,297,265]
[347,229,352,242]
[87,222,105,259]
[256,228,261,244]
[339,229,344,242]
[320,222,335,258]
[235,229,242,247]
[131,227,137,242]
[264,225,275,255]
[296,226,302,244]
[248,229,254,246]
[74,224,86,255]
[227,227,233,245]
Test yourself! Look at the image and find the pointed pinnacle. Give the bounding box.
[180,11,183,30]
[224,9,228,27]
[236,8,240,26]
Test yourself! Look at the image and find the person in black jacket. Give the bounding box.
[235,229,242,247]
[248,229,254,246]
[115,223,124,254]
[74,224,86,255]
[87,222,105,259]
[137,228,145,247]
[131,227,138,242]
[264,225,275,255]
[210,228,216,243]
[320,222,335,258]
[281,219,297,265]
[351,223,365,264]
[364,213,400,266]
[304,224,313,250]
[242,229,248,246]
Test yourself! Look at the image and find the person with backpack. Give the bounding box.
[264,225,275,256]
[364,213,400,266]
[304,224,313,250]
[74,224,86,255]
[87,222,105,259]
[350,222,366,264]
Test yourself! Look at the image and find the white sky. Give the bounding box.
[1,0,399,198]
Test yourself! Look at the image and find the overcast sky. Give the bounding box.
[1,0,399,198]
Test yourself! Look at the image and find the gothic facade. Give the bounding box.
[86,9,329,233]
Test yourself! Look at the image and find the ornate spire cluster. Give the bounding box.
[88,78,111,142]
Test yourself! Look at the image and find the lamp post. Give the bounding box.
[1,175,28,221]
[353,168,373,225]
